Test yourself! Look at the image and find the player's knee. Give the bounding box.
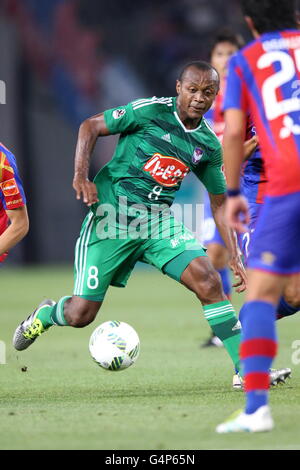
[283,274,300,308]
[284,289,300,309]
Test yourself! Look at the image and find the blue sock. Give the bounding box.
[218,268,231,297]
[276,296,299,319]
[239,301,277,414]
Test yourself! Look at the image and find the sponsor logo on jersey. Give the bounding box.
[170,232,194,248]
[192,147,204,164]
[0,151,14,180]
[143,153,189,187]
[261,251,276,266]
[112,109,126,119]
[0,178,19,196]
[6,198,23,206]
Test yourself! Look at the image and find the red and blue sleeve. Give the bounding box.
[223,54,249,113]
[0,151,26,211]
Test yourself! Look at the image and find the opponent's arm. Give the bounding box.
[223,108,250,232]
[73,113,111,207]
[209,192,247,292]
[0,206,29,256]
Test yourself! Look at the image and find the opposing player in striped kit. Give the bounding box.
[217,0,300,432]
[0,143,29,263]
[13,62,248,382]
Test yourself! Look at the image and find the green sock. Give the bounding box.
[37,296,71,328]
[203,300,241,372]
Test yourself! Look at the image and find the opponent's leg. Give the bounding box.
[217,270,286,433]
[277,273,300,319]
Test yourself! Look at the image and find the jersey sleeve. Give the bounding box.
[0,151,26,210]
[223,54,249,113]
[104,102,143,135]
[194,148,226,194]
[104,97,173,135]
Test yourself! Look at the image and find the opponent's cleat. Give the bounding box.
[13,299,55,351]
[269,368,292,386]
[216,405,274,433]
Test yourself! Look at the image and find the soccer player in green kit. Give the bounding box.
[13,61,247,380]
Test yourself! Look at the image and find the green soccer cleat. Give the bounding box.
[216,405,274,433]
[13,299,55,351]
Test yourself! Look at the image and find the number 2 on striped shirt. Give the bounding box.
[258,49,300,120]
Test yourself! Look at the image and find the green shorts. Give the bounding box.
[73,211,207,301]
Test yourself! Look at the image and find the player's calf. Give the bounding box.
[181,258,241,373]
[64,297,102,328]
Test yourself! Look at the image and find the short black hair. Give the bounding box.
[178,61,219,83]
[241,0,297,34]
[209,28,245,59]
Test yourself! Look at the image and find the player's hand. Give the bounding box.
[243,135,259,160]
[225,195,250,233]
[73,174,99,207]
[228,254,247,293]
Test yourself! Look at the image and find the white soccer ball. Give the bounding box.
[89,321,140,371]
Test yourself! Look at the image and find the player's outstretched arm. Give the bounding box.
[0,206,29,256]
[73,113,111,207]
[209,193,247,292]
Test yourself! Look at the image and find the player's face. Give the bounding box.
[210,41,238,79]
[176,67,219,121]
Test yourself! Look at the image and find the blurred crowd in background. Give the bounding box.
[0,0,250,264]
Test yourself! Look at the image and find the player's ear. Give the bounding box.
[176,80,181,96]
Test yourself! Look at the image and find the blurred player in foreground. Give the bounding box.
[202,31,297,348]
[13,62,248,382]
[0,142,28,263]
[217,0,300,433]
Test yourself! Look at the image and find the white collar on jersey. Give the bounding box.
[173,111,202,133]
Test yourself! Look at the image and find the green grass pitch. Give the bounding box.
[0,265,299,450]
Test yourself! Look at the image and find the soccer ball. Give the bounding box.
[89,321,140,371]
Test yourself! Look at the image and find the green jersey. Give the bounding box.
[94,96,226,210]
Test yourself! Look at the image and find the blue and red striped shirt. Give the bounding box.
[0,143,26,262]
[205,83,267,203]
[224,30,300,197]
